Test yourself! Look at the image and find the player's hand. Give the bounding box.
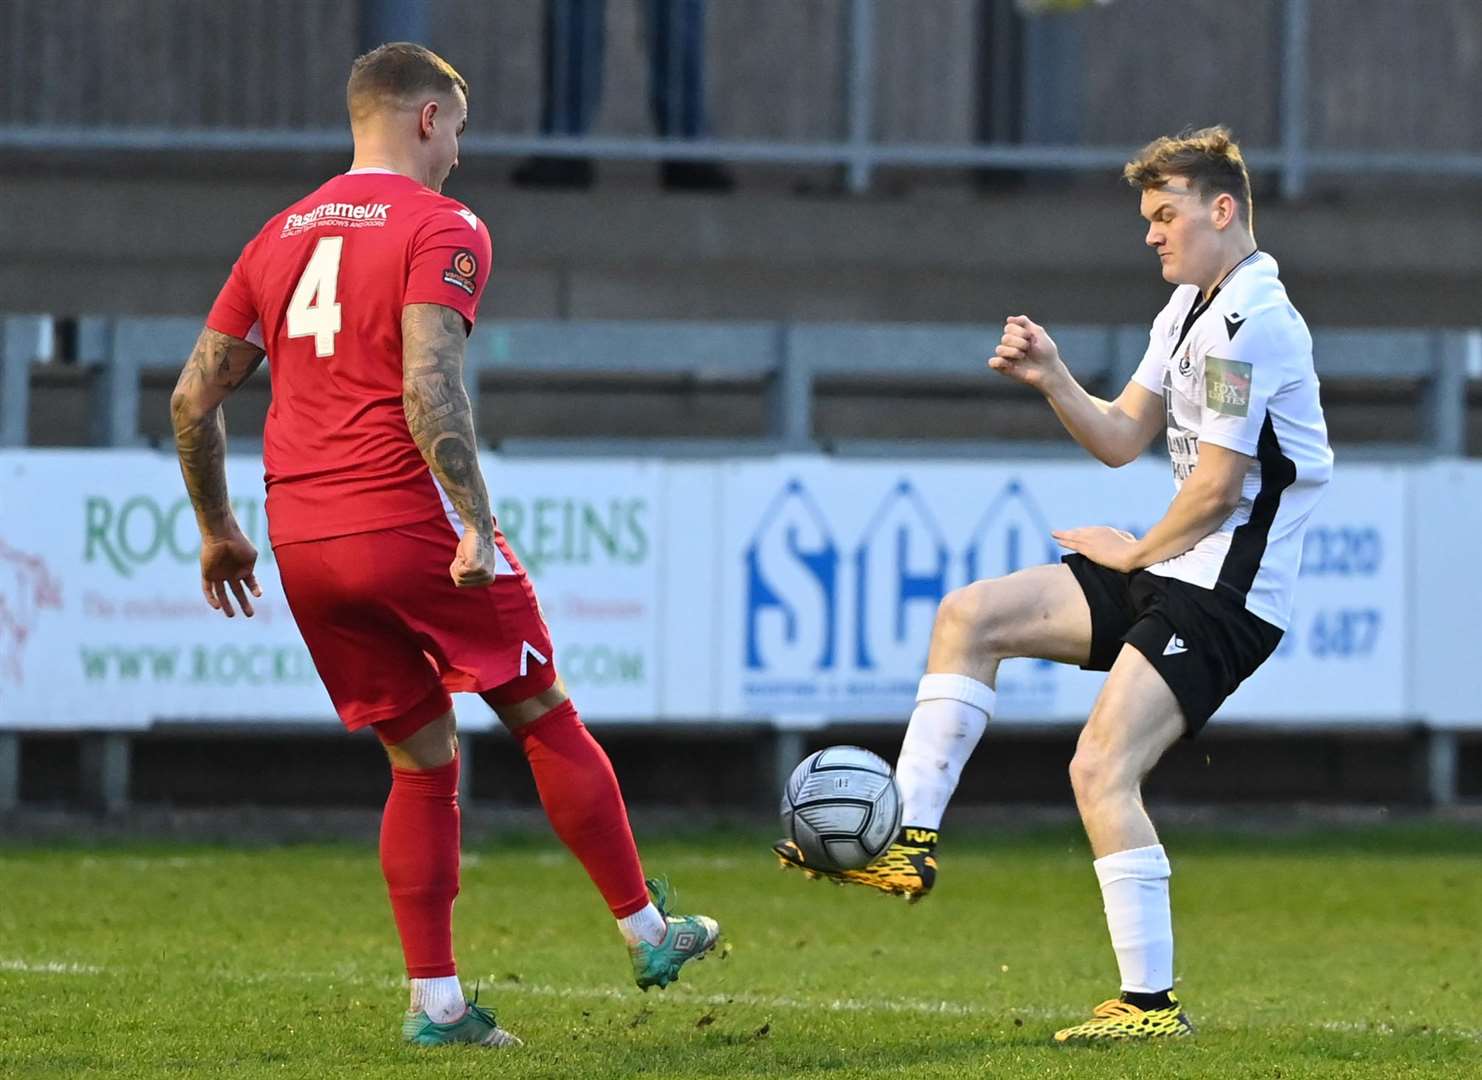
[450,530,499,588]
[1052,526,1142,574]
[989,315,1066,392]
[199,522,261,618]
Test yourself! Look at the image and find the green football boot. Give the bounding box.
[628,877,721,991]
[401,996,522,1048]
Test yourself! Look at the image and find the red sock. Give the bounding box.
[515,700,650,918]
[380,757,460,978]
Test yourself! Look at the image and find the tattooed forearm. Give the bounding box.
[402,304,495,542]
[171,328,264,532]
[176,404,231,527]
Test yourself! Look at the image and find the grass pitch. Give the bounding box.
[2,822,1479,1078]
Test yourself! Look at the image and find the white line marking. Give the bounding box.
[1,959,104,975]
[3,958,1478,1041]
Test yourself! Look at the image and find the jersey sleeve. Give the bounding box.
[1197,316,1293,456]
[403,207,493,329]
[205,243,264,347]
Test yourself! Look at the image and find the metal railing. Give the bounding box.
[4,0,1482,198]
[2,314,1477,456]
[2,311,1479,811]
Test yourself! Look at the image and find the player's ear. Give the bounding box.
[1212,192,1236,231]
[418,99,439,140]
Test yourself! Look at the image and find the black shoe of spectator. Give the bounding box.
[660,160,735,192]
[512,156,595,189]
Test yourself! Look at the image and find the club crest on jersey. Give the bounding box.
[1178,348,1193,377]
[443,248,478,295]
[1205,355,1252,417]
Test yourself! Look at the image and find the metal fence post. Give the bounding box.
[776,326,813,449]
[1425,729,1459,807]
[79,733,131,815]
[773,728,807,801]
[0,732,19,812]
[1,315,49,447]
[844,0,876,194]
[1279,0,1311,201]
[1428,331,1468,457]
[99,319,143,447]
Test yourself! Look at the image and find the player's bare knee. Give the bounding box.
[492,683,570,734]
[384,712,458,770]
[934,582,1003,659]
[1068,745,1102,803]
[1069,724,1134,805]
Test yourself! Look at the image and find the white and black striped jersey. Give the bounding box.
[1131,251,1333,630]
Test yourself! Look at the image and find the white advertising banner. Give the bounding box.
[714,457,1409,724]
[0,451,662,730]
[1224,463,1407,723]
[1410,462,1482,729]
[0,449,1448,730]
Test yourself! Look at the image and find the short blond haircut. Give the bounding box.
[1124,125,1253,226]
[347,42,467,123]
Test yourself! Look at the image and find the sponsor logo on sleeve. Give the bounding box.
[1204,355,1253,417]
[442,248,479,295]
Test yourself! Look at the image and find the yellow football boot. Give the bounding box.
[1052,994,1194,1044]
[772,827,938,902]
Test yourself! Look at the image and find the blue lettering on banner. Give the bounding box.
[745,479,838,673]
[1300,527,1382,577]
[962,481,1060,710]
[963,480,1060,585]
[1309,608,1381,658]
[742,477,1064,716]
[854,481,947,670]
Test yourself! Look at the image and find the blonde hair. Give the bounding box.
[1124,125,1253,226]
[347,42,467,122]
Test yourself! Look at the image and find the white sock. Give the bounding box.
[617,902,667,947]
[1093,844,1174,994]
[895,673,994,831]
[409,975,466,1023]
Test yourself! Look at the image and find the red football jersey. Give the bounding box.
[206,168,493,546]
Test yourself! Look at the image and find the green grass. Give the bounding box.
[2,824,1479,1078]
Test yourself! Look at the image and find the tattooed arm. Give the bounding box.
[402,303,499,587]
[170,327,266,617]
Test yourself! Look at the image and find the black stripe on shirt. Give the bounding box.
[1218,412,1297,600]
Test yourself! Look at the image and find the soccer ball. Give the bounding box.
[780,746,902,872]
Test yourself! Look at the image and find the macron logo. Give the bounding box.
[1162,635,1189,657]
[519,641,549,676]
[455,208,479,230]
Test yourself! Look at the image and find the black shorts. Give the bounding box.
[1062,553,1284,736]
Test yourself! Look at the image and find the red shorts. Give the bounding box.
[275,515,557,738]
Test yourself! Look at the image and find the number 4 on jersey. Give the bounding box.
[287,236,344,357]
